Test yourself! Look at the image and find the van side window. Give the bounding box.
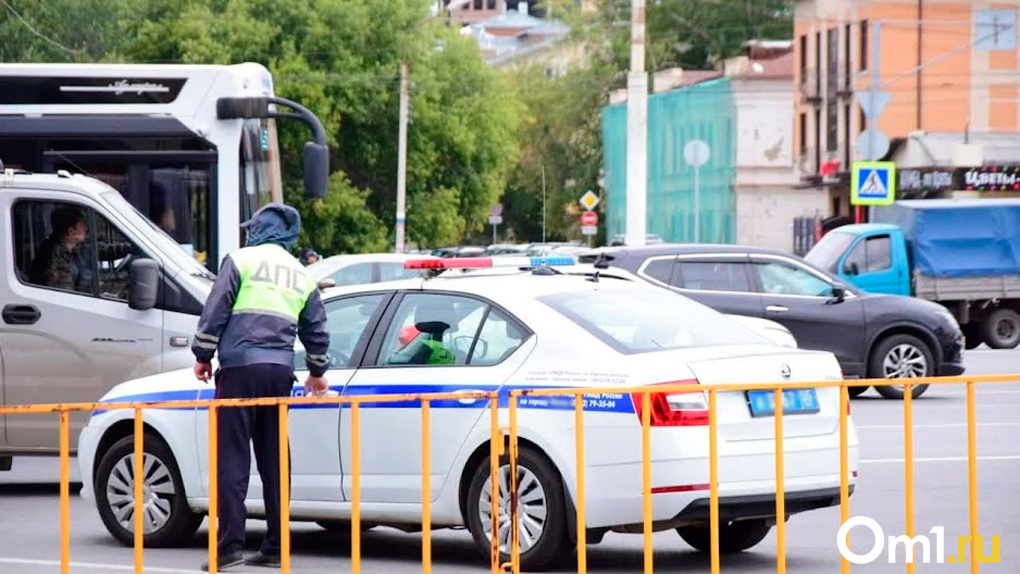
[13,200,140,300]
[14,201,95,296]
[844,235,891,273]
[93,215,143,302]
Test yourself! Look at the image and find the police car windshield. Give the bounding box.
[538,287,769,354]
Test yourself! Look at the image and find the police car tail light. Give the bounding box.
[403,256,576,269]
[631,379,709,427]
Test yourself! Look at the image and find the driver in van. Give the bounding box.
[29,207,92,292]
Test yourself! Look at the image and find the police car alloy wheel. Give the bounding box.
[94,434,203,547]
[465,446,569,571]
[676,519,772,553]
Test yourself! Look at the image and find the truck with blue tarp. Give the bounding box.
[805,199,1020,350]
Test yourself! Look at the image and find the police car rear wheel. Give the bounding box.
[95,434,202,547]
[466,446,569,571]
[676,519,772,553]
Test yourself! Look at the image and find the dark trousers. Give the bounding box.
[214,363,294,556]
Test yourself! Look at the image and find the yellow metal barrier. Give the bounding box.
[506,374,1018,574]
[0,389,500,574]
[0,373,1015,574]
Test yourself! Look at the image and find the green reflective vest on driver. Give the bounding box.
[229,244,317,320]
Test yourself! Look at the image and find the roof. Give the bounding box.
[725,51,794,80]
[1,169,112,197]
[579,242,795,259]
[892,131,1020,167]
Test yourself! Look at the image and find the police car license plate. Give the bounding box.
[746,388,820,417]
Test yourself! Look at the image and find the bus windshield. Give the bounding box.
[102,190,215,280]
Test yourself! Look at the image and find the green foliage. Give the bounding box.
[1,0,523,254]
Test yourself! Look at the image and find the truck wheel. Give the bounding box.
[94,433,202,548]
[868,334,933,400]
[980,309,1020,349]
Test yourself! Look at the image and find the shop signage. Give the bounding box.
[956,166,1020,191]
[899,168,954,192]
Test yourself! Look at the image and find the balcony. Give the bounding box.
[798,68,822,105]
[833,61,854,98]
[796,146,821,183]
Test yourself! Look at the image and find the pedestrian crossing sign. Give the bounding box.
[851,161,896,206]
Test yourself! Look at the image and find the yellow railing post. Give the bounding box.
[490,396,500,574]
[279,403,291,574]
[904,383,915,574]
[641,392,652,574]
[774,388,786,574]
[422,399,432,574]
[208,404,219,574]
[840,384,850,574]
[60,410,71,574]
[966,381,979,574]
[351,401,361,574]
[574,392,587,574]
[707,389,720,574]
[509,392,520,574]
[134,407,144,574]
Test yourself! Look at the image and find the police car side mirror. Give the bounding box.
[317,278,336,291]
[128,258,160,311]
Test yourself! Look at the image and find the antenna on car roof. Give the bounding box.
[592,251,611,269]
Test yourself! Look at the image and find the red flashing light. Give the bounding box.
[404,258,495,270]
[631,379,708,427]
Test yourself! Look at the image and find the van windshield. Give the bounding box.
[102,190,215,281]
[537,287,769,354]
[805,231,857,273]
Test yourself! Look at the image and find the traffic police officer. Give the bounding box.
[191,203,330,571]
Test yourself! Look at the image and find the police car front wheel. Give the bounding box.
[465,445,570,571]
[94,433,202,547]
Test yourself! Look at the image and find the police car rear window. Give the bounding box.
[538,288,768,354]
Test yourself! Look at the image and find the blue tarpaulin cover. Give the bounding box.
[871,199,1020,278]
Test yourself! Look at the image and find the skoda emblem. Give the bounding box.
[779,364,792,380]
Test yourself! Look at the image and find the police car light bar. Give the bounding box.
[404,256,577,270]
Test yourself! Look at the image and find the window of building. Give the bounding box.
[843,103,851,167]
[473,0,483,9]
[975,9,1017,51]
[799,112,808,155]
[860,20,869,70]
[814,109,822,171]
[844,23,852,89]
[799,34,808,83]
[826,28,839,152]
[815,31,822,94]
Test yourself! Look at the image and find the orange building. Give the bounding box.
[793,0,1020,216]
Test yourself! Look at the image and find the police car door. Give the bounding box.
[342,291,534,504]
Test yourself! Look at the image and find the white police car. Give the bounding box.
[77,256,858,570]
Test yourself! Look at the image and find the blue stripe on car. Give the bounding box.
[91,384,636,415]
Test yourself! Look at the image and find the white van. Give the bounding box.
[0,166,211,469]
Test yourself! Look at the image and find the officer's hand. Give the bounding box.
[194,362,213,382]
[304,375,329,396]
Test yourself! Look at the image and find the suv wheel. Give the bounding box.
[868,334,933,399]
[94,433,202,547]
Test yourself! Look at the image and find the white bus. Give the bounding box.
[0,62,328,270]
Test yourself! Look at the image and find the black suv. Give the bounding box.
[580,244,965,399]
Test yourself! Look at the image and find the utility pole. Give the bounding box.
[395,54,409,253]
[541,164,547,243]
[625,0,648,247]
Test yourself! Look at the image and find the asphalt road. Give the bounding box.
[2,348,1018,574]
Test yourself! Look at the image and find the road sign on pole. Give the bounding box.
[851,161,897,206]
[581,225,598,236]
[581,211,598,226]
[684,139,710,243]
[579,190,600,211]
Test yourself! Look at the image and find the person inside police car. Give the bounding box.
[191,202,330,571]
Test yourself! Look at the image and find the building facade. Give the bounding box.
[794,0,1020,215]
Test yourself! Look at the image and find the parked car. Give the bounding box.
[78,256,857,570]
[306,253,436,288]
[579,244,966,399]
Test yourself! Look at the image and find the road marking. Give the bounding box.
[857,422,1020,429]
[860,455,1020,464]
[936,390,1020,395]
[0,558,199,573]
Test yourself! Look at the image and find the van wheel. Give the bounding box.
[94,434,202,547]
[981,309,1020,349]
[868,334,933,399]
[676,519,772,553]
[465,445,569,571]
